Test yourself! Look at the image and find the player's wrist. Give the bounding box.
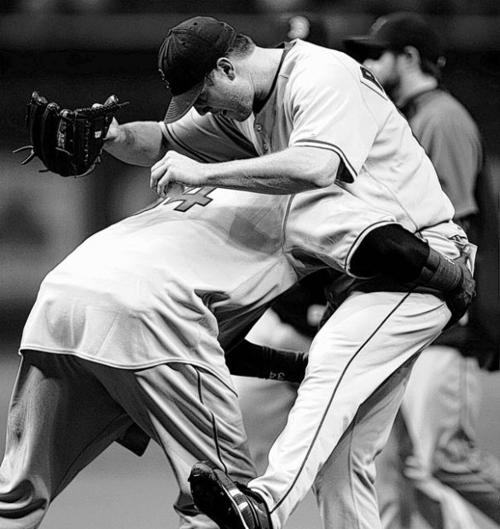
[197,162,220,187]
[416,248,462,292]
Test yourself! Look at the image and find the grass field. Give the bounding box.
[0,338,498,529]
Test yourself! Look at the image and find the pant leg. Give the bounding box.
[434,353,500,524]
[0,351,133,529]
[235,308,309,472]
[84,360,257,529]
[249,291,450,529]
[313,355,416,529]
[401,346,500,528]
[234,377,298,473]
[375,412,415,529]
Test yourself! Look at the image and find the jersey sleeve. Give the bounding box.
[160,109,257,163]
[417,109,481,219]
[287,59,380,182]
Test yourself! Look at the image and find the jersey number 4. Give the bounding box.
[163,186,217,212]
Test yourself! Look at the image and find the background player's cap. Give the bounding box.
[158,16,237,124]
[343,12,444,66]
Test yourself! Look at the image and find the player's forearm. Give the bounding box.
[104,121,167,167]
[201,147,339,194]
[226,340,308,383]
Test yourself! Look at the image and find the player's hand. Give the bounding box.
[150,151,208,197]
[90,98,121,143]
[104,117,120,142]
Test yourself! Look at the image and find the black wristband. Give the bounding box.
[415,248,462,292]
[226,340,307,383]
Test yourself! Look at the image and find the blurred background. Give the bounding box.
[0,1,499,528]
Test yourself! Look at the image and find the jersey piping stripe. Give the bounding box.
[269,291,412,513]
[360,78,389,101]
[293,139,357,179]
[195,366,229,475]
[344,220,396,273]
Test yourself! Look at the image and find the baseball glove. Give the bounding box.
[14,91,128,177]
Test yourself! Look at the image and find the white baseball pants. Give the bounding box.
[250,290,450,529]
[0,352,255,529]
[376,345,500,529]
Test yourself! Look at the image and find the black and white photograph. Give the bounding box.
[0,1,499,528]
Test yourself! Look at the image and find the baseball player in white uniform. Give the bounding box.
[140,16,475,529]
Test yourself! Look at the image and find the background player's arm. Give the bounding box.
[104,119,168,167]
[150,145,340,195]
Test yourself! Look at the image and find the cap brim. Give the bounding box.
[164,81,204,124]
[343,36,389,58]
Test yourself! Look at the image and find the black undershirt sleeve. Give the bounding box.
[350,223,430,282]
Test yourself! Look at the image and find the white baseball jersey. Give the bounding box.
[20,189,294,373]
[165,40,464,260]
[21,193,395,374]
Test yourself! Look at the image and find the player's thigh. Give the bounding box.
[290,290,448,470]
[93,361,256,484]
[307,290,449,381]
[2,351,132,496]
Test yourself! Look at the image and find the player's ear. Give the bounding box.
[216,57,236,80]
[402,46,421,68]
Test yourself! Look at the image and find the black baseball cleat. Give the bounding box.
[189,460,273,529]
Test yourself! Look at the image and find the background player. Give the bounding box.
[344,12,500,529]
[142,16,474,529]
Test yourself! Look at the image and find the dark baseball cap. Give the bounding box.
[158,16,237,123]
[344,12,443,65]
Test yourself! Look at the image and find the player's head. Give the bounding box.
[343,12,445,94]
[158,16,256,123]
[286,15,329,47]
